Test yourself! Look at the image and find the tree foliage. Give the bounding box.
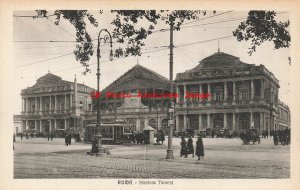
[35,10,290,72]
[233,11,290,55]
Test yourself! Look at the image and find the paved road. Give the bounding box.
[14,137,289,178]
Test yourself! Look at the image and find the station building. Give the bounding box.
[174,52,281,133]
[15,52,290,135]
[18,73,94,135]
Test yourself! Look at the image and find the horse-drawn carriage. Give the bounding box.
[239,128,260,145]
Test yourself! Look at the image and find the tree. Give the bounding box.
[35,10,290,71]
[233,11,290,55]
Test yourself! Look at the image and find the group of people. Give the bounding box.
[273,128,290,146]
[19,132,33,140]
[47,133,54,141]
[180,136,204,160]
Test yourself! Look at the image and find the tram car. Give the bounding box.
[84,120,133,144]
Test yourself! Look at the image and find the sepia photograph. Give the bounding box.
[0,1,300,189]
[12,9,291,179]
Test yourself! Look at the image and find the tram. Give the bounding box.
[84,120,133,144]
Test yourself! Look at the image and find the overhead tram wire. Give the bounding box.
[19,45,171,79]
[181,11,234,26]
[153,11,288,33]
[19,35,232,79]
[46,17,77,39]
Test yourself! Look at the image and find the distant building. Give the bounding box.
[18,73,94,135]
[174,52,281,133]
[13,115,22,134]
[84,64,172,132]
[278,100,290,130]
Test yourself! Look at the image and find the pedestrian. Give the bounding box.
[180,137,188,158]
[91,137,99,153]
[47,133,50,141]
[26,133,29,139]
[187,137,194,157]
[20,133,23,140]
[195,136,204,160]
[13,133,16,143]
[65,134,69,146]
[68,133,72,145]
[50,133,54,141]
[273,133,278,146]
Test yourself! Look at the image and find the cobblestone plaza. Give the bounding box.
[14,137,289,179]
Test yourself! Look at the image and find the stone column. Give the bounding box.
[183,84,187,105]
[183,114,187,130]
[49,96,52,112]
[40,97,42,113]
[233,82,236,101]
[207,114,211,128]
[35,97,38,113]
[175,115,179,131]
[250,112,253,128]
[49,120,52,133]
[198,114,202,130]
[224,113,227,129]
[260,80,264,99]
[207,83,211,102]
[176,85,179,104]
[25,120,28,130]
[54,119,57,130]
[54,95,57,113]
[70,94,73,111]
[260,112,264,133]
[158,117,162,130]
[233,113,236,131]
[25,98,28,112]
[65,119,67,130]
[136,118,141,132]
[64,94,67,111]
[40,120,43,133]
[199,84,202,103]
[224,82,228,101]
[251,80,255,100]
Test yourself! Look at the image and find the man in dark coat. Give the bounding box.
[187,137,194,157]
[65,134,69,146]
[91,138,99,153]
[20,133,23,140]
[196,136,204,160]
[180,137,188,158]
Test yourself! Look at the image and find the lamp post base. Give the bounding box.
[166,149,174,159]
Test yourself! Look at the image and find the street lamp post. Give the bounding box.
[96,29,113,147]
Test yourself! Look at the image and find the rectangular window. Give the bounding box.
[241,91,248,100]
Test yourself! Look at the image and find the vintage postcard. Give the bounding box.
[0,0,300,190]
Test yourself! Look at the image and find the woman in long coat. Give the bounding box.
[195,137,204,160]
[180,137,188,158]
[187,137,194,157]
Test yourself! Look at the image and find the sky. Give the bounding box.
[13,10,291,114]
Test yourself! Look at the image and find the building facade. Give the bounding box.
[19,73,94,135]
[174,52,281,133]
[278,100,290,130]
[83,64,173,132]
[16,52,290,135]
